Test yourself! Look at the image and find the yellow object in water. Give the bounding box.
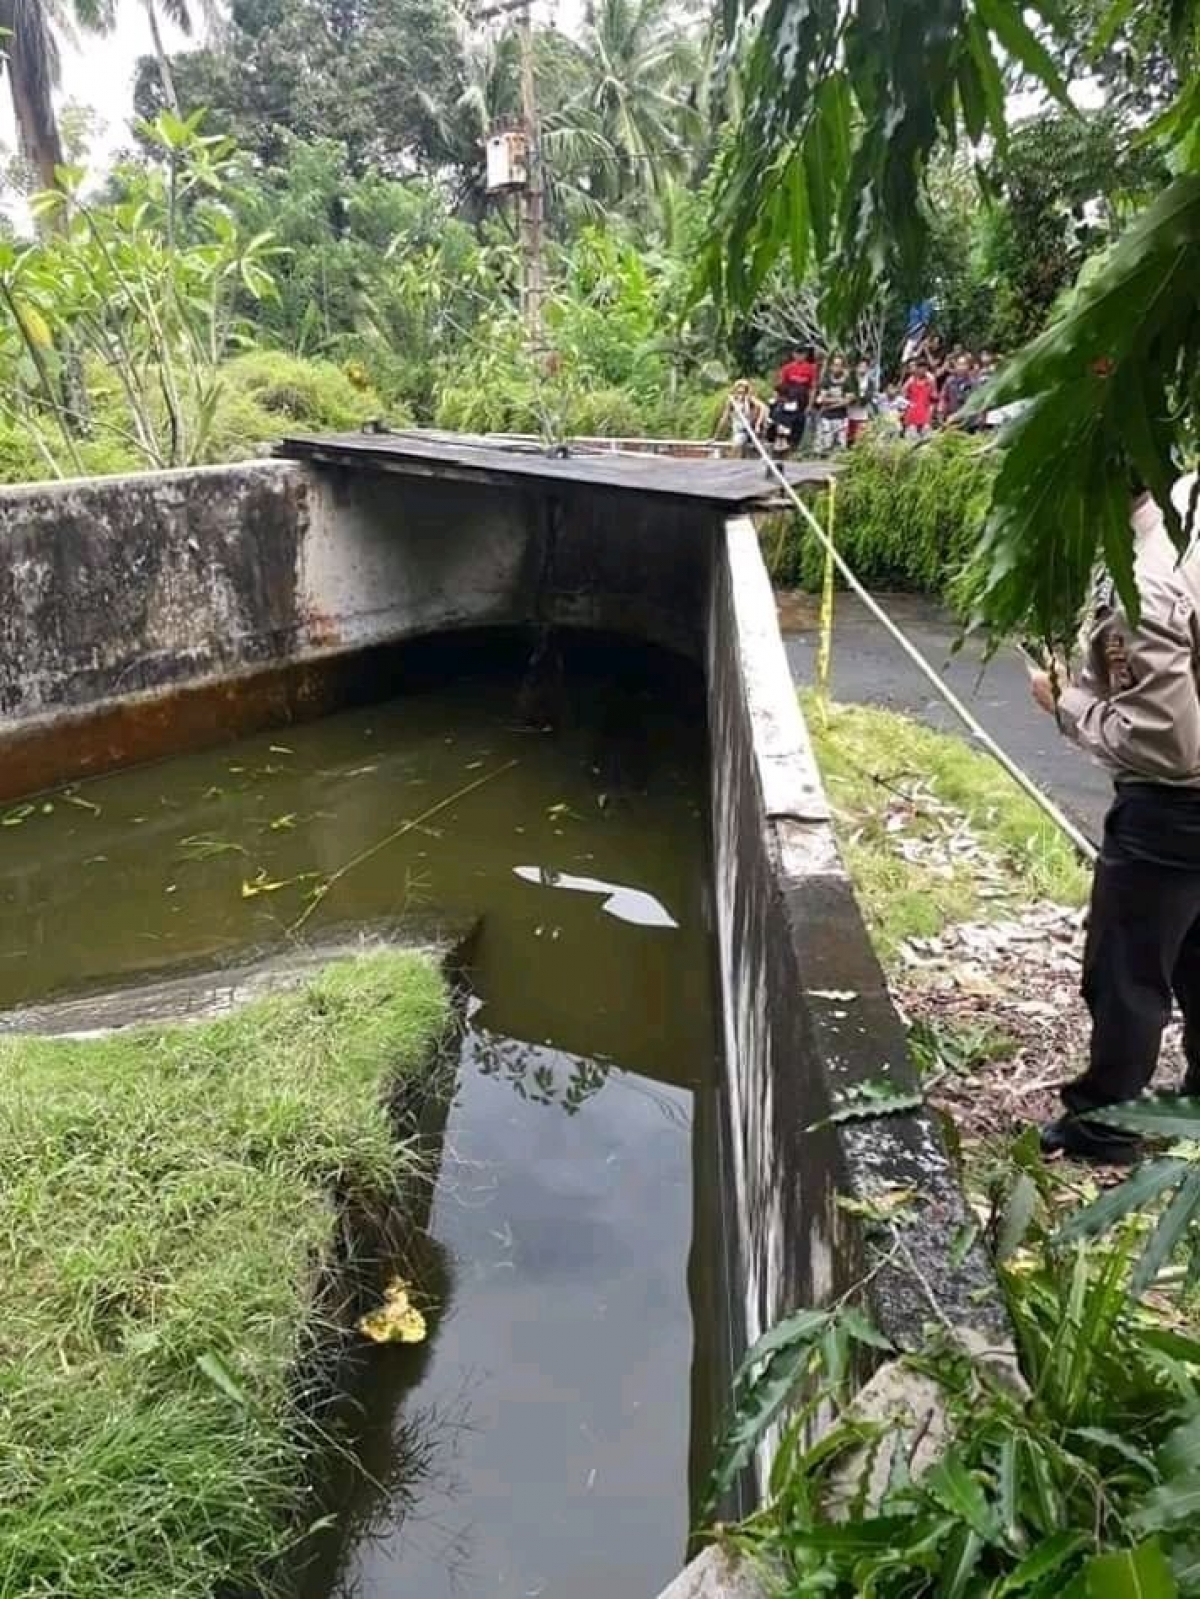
[357,1277,427,1345]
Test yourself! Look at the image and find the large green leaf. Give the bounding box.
[925,1450,1001,1542]
[1101,1100,1200,1140]
[939,1524,986,1598]
[968,173,1200,637]
[1082,1540,1179,1597]
[1133,1476,1200,1538]
[976,0,1071,102]
[1160,1414,1200,1480]
[1056,1160,1192,1246]
[999,1530,1091,1593]
[1130,1173,1200,1296]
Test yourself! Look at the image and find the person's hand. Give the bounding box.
[1029,669,1058,715]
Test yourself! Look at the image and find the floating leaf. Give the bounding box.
[268,745,293,755]
[357,1277,427,1345]
[2,805,33,827]
[63,792,101,815]
[180,834,248,861]
[240,868,317,898]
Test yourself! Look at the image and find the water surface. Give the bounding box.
[0,633,723,1597]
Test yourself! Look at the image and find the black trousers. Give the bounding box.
[1067,784,1200,1113]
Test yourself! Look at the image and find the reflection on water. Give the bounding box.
[0,633,722,1598]
[472,1021,614,1116]
[326,1034,698,1599]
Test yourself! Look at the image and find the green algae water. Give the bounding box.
[0,632,724,1599]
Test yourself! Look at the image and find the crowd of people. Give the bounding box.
[718,336,1013,458]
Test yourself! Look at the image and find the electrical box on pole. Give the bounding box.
[485,129,528,192]
[477,0,546,350]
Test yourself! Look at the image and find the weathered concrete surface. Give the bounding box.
[0,462,713,796]
[0,920,475,1037]
[655,1546,773,1599]
[706,517,1006,1498]
[0,462,306,718]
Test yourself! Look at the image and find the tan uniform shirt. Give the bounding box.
[1058,476,1200,786]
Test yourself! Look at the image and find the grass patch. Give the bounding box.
[805,696,1089,961]
[0,948,449,1599]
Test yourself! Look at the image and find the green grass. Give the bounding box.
[805,696,1089,961]
[0,949,449,1599]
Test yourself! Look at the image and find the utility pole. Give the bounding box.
[478,0,546,349]
[516,0,546,348]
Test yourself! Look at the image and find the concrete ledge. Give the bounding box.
[656,1546,773,1599]
[0,919,477,1037]
[706,516,1006,1499]
[0,460,715,796]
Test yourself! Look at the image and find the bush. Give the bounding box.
[766,431,998,610]
[199,350,410,463]
[0,422,55,486]
[219,350,390,430]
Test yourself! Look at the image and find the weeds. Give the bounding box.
[909,1016,1018,1085]
[806,697,1088,959]
[0,949,449,1599]
[717,1176,1200,1596]
[764,433,997,609]
[715,703,1200,1592]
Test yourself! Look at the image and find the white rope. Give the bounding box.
[733,402,1099,863]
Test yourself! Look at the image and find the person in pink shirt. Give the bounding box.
[903,363,936,438]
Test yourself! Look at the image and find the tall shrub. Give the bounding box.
[767,432,998,610]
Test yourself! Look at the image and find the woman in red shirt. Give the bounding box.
[903,364,936,437]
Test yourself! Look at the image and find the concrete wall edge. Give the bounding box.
[712,512,1007,1357]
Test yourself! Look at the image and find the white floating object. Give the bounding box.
[513,866,678,928]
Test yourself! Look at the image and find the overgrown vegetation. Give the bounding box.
[805,697,1086,958]
[720,1202,1200,1595]
[767,433,999,608]
[712,703,1200,1595]
[708,0,1200,640]
[0,949,449,1598]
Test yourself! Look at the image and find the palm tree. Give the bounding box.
[0,0,113,193]
[141,0,217,116]
[560,0,702,209]
[416,13,522,215]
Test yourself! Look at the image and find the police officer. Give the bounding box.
[1030,474,1200,1161]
